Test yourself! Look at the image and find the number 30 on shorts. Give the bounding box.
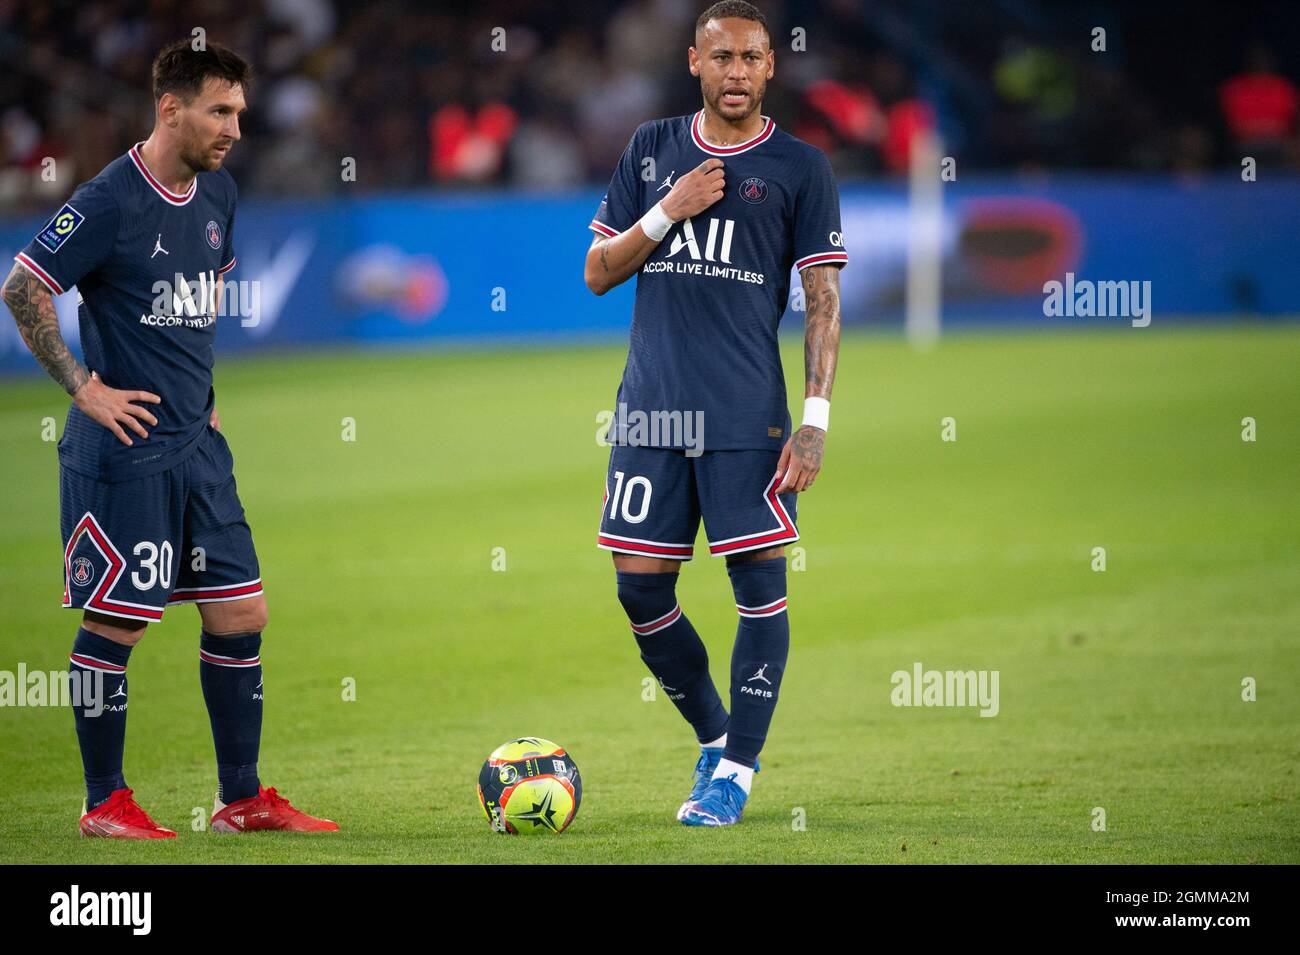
[131,540,174,591]
[607,470,652,524]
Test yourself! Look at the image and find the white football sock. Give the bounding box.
[701,733,727,749]
[712,757,754,793]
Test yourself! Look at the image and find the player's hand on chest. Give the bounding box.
[645,156,789,267]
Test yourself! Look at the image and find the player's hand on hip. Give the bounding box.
[775,425,825,493]
[72,371,161,447]
[209,407,220,431]
[661,158,726,221]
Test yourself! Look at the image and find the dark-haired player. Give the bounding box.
[3,40,336,837]
[584,1,846,826]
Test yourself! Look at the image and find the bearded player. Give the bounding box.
[584,1,846,826]
[2,40,336,837]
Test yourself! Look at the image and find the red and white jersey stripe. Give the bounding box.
[795,250,849,271]
[13,252,66,295]
[690,110,776,156]
[168,579,264,604]
[129,143,197,206]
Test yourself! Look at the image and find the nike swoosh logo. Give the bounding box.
[239,231,316,336]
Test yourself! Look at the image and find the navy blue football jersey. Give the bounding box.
[16,143,237,482]
[591,111,847,452]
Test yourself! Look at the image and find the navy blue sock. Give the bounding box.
[617,570,729,743]
[724,557,789,768]
[70,628,133,810]
[199,630,263,803]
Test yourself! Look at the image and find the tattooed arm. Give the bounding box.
[584,230,658,296]
[3,261,88,395]
[775,264,842,493]
[2,261,160,447]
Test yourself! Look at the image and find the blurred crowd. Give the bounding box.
[1,0,1297,211]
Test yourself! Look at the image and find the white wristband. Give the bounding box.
[639,201,674,242]
[802,396,830,432]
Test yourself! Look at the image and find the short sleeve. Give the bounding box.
[792,149,848,272]
[15,182,120,296]
[590,128,645,238]
[218,186,237,274]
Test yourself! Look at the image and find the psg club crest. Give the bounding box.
[205,220,222,250]
[739,177,767,204]
[71,556,95,588]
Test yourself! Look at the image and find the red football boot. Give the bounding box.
[210,786,339,833]
[80,788,178,839]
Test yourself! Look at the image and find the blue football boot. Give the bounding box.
[676,747,723,822]
[680,771,748,827]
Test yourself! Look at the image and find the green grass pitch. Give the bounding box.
[0,324,1297,864]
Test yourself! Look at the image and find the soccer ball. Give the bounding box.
[477,737,582,835]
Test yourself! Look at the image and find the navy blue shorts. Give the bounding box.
[597,445,799,560]
[60,426,262,623]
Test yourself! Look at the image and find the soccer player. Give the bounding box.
[584,1,846,826]
[2,40,336,837]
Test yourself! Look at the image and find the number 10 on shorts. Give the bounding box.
[608,471,652,524]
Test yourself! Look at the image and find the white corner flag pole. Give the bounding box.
[905,129,944,349]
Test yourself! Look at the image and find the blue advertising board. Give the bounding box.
[1,176,1297,375]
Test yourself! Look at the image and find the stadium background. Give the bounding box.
[0,1,1297,863]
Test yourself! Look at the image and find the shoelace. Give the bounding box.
[708,773,745,813]
[109,789,162,828]
[261,786,294,810]
[692,748,725,781]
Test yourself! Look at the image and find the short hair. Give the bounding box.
[151,39,252,104]
[695,1,770,44]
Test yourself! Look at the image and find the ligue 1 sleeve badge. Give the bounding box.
[739,177,767,203]
[36,203,85,252]
[205,220,222,250]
